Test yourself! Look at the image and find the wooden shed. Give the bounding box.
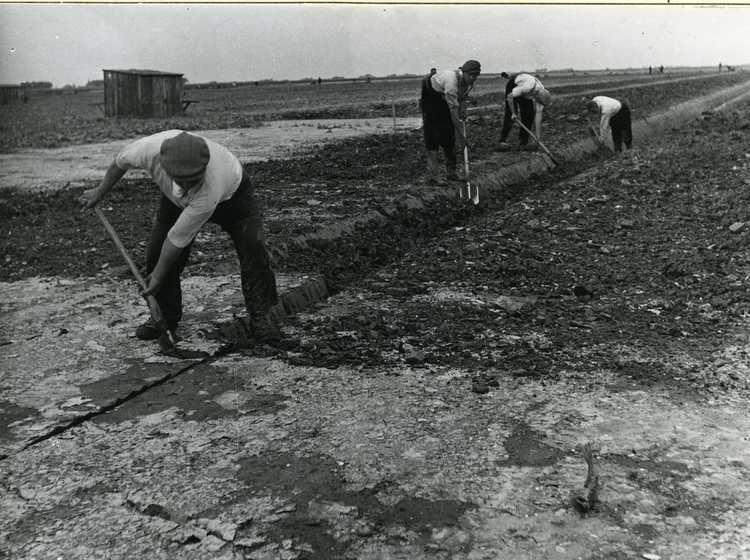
[0,85,25,105]
[102,69,184,118]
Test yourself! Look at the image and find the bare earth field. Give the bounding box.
[0,68,726,153]
[2,70,750,559]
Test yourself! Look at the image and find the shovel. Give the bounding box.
[93,208,197,357]
[514,118,560,166]
[462,121,479,205]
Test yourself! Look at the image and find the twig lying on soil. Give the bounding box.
[571,442,600,514]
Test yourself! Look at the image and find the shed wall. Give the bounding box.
[103,72,183,117]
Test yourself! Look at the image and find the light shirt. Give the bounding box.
[115,130,243,248]
[430,69,467,111]
[510,73,550,105]
[591,96,622,137]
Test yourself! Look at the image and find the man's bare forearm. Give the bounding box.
[79,161,126,209]
[143,237,184,296]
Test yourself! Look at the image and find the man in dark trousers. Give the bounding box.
[497,72,552,151]
[419,59,481,185]
[79,130,280,344]
[587,96,633,152]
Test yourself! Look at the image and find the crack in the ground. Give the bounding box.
[4,355,212,459]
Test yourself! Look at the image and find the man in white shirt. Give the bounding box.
[587,96,633,152]
[419,60,481,184]
[497,73,552,151]
[79,130,280,344]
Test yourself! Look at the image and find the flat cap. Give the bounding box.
[461,60,482,75]
[160,132,210,179]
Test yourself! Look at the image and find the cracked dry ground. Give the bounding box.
[264,105,750,558]
[3,103,750,558]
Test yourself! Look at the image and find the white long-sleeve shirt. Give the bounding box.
[430,69,467,111]
[591,96,622,138]
[510,73,550,106]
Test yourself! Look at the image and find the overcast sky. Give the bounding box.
[1,4,749,87]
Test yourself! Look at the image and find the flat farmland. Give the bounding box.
[0,68,734,153]
[2,69,750,283]
[3,64,750,559]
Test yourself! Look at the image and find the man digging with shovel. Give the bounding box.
[79,130,281,348]
[419,59,481,186]
[586,95,633,153]
[497,72,552,152]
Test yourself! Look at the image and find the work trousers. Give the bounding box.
[145,170,279,327]
[610,101,633,152]
[420,75,457,173]
[499,79,535,145]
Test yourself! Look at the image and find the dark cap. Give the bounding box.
[160,132,210,179]
[461,60,482,75]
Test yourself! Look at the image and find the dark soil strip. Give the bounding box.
[9,356,209,457]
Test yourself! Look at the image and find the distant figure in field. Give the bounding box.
[419,59,481,185]
[317,77,322,85]
[659,65,664,74]
[497,72,552,151]
[649,66,652,75]
[719,62,722,72]
[587,96,632,153]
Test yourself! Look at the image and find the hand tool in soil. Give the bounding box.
[513,117,560,166]
[93,208,207,359]
[462,120,479,205]
[587,124,610,150]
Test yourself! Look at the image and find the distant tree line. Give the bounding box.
[184,73,422,90]
[20,81,52,89]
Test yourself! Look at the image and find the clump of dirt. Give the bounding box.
[235,451,475,559]
[498,422,566,467]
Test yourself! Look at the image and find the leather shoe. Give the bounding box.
[135,318,177,341]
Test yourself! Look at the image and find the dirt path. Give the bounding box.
[0,117,421,192]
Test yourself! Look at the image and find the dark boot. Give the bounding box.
[424,151,443,185]
[135,318,178,341]
[249,314,282,345]
[496,141,512,152]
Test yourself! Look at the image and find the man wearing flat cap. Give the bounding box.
[419,59,481,185]
[79,130,280,344]
[497,72,552,151]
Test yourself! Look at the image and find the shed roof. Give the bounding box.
[103,69,184,77]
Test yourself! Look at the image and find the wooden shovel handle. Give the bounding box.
[93,207,166,327]
[514,119,559,165]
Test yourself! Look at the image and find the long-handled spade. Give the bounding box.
[514,117,560,166]
[462,120,479,205]
[93,208,207,359]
